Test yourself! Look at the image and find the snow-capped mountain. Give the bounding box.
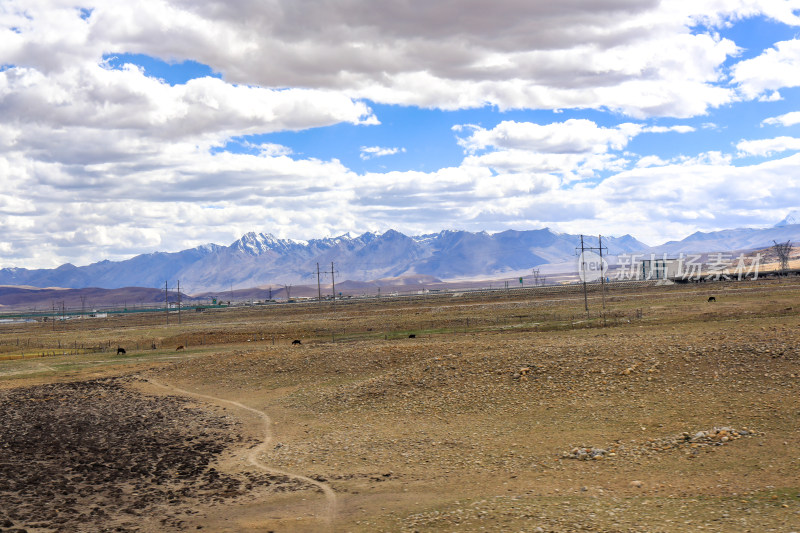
[0,228,645,292]
[775,210,800,228]
[2,215,798,293]
[231,232,307,256]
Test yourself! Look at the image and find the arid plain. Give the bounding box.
[1,279,799,532]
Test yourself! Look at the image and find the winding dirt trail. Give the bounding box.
[143,378,338,531]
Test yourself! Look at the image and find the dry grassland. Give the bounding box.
[1,279,799,532]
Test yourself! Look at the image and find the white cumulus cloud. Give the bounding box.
[456,119,642,154]
[360,146,406,160]
[737,136,800,156]
[2,0,775,117]
[732,38,800,98]
[762,111,800,127]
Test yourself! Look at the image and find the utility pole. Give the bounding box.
[576,234,608,317]
[317,263,322,302]
[331,262,336,305]
[579,235,589,315]
[599,235,607,309]
[165,281,169,325]
[177,280,181,324]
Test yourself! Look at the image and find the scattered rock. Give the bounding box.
[561,427,756,462]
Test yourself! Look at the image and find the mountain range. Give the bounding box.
[647,210,800,256]
[1,214,798,294]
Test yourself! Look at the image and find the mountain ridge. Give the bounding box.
[1,219,799,293]
[647,223,800,256]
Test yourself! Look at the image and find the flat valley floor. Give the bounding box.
[1,280,799,532]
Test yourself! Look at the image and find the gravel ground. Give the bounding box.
[150,312,800,531]
[2,282,800,531]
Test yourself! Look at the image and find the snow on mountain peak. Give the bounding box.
[775,210,800,227]
[380,229,406,239]
[194,243,220,253]
[232,232,303,255]
[8,223,800,293]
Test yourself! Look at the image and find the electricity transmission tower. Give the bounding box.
[773,240,793,274]
[531,268,546,287]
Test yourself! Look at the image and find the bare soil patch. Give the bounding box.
[0,378,309,532]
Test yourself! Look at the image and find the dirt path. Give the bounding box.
[144,377,338,531]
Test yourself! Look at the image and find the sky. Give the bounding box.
[1,0,800,269]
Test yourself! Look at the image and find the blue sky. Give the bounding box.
[106,33,800,177]
[1,1,800,268]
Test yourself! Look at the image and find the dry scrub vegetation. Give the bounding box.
[1,279,799,532]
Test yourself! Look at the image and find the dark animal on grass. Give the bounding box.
[176,345,184,351]
[708,296,716,302]
[116,347,126,355]
[408,334,416,338]
[292,339,302,345]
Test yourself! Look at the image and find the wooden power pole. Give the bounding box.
[331,262,336,305]
[317,263,322,302]
[165,281,169,325]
